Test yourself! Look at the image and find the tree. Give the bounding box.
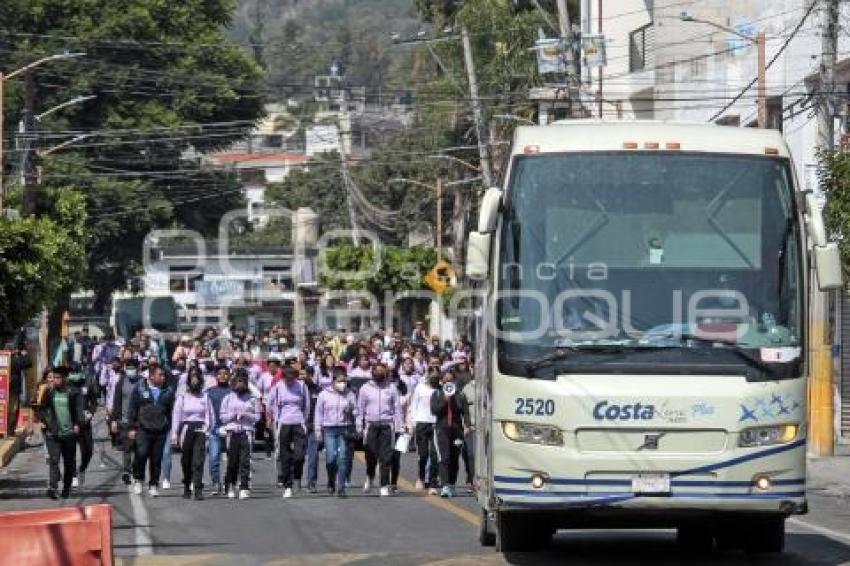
[0,190,87,341]
[0,0,266,309]
[818,149,850,279]
[320,244,438,295]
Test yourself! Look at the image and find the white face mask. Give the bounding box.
[333,382,347,393]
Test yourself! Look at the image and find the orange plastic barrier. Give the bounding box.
[0,504,113,566]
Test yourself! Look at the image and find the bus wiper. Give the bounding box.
[525,344,658,373]
[675,333,776,378]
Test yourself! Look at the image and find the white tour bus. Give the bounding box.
[465,122,843,553]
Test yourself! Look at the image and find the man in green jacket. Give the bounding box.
[38,367,83,499]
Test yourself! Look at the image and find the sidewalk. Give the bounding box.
[807,453,850,498]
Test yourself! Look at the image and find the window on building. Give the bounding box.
[169,277,187,292]
[766,96,783,132]
[629,24,654,73]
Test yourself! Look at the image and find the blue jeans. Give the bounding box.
[161,434,172,482]
[306,430,320,484]
[207,433,222,484]
[323,426,351,490]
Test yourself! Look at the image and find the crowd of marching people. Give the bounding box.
[34,323,476,502]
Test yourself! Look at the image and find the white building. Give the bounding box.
[572,0,850,187]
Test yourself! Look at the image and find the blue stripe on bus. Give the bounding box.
[493,438,807,486]
[494,476,805,487]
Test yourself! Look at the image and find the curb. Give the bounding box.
[0,431,28,468]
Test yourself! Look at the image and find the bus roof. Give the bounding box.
[513,121,790,158]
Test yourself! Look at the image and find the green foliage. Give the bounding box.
[818,150,850,279]
[0,213,85,340]
[234,0,420,97]
[320,244,438,296]
[0,0,265,309]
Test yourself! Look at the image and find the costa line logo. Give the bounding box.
[593,400,656,421]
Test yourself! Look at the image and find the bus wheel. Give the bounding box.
[744,517,785,554]
[676,525,714,553]
[479,509,496,547]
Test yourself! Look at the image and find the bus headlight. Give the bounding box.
[738,424,798,448]
[501,421,564,446]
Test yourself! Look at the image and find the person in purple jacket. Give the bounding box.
[314,368,357,498]
[267,366,310,499]
[171,368,211,500]
[356,362,402,497]
[219,372,261,500]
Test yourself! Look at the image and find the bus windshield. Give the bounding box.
[496,152,804,376]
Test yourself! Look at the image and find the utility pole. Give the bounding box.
[460,26,493,188]
[756,31,767,129]
[556,0,580,115]
[436,177,443,261]
[810,0,839,458]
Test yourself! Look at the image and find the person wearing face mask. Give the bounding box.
[205,366,231,495]
[110,359,142,485]
[128,367,176,497]
[171,368,211,500]
[314,368,357,498]
[407,369,440,494]
[356,363,402,497]
[219,373,260,500]
[431,369,464,498]
[267,367,310,499]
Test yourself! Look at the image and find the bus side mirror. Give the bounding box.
[466,231,492,280]
[478,187,502,233]
[814,243,843,290]
[804,192,843,290]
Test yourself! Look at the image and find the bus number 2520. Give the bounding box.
[515,398,555,416]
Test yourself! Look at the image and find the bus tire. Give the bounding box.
[676,525,714,553]
[479,509,496,547]
[744,517,785,554]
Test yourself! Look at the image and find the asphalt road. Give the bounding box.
[3,416,850,565]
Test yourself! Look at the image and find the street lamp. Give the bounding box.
[679,12,766,128]
[39,134,92,158]
[0,51,85,209]
[426,154,481,173]
[36,95,96,121]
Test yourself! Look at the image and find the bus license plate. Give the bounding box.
[631,473,670,494]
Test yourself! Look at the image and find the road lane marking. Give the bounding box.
[353,453,479,526]
[789,517,850,546]
[129,488,154,555]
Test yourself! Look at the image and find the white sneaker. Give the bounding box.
[132,482,143,496]
[227,487,236,499]
[71,476,79,488]
[415,479,424,490]
[148,486,159,498]
[363,478,372,493]
[239,490,250,500]
[283,487,293,499]
[161,479,171,490]
[379,486,391,497]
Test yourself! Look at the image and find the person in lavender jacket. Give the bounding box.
[267,367,310,499]
[314,368,357,498]
[219,372,261,500]
[171,368,211,500]
[356,363,403,497]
